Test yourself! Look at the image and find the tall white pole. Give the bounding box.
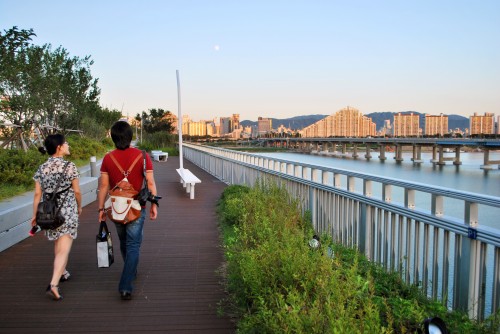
[176,70,184,170]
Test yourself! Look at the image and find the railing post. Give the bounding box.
[310,187,317,231]
[322,170,329,186]
[359,202,372,260]
[294,165,301,178]
[455,201,482,318]
[90,156,98,177]
[334,173,341,188]
[493,248,500,315]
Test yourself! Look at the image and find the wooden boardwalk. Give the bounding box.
[0,157,235,333]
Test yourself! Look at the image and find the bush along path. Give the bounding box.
[216,182,500,333]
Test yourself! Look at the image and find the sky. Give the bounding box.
[1,0,499,122]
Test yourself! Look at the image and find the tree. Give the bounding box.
[0,26,107,147]
[0,26,37,132]
[141,108,174,134]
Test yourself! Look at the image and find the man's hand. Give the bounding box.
[150,205,158,220]
[98,210,106,222]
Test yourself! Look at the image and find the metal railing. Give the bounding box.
[182,143,500,320]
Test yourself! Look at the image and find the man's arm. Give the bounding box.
[146,170,158,220]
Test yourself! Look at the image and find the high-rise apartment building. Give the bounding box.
[220,117,231,135]
[231,114,240,131]
[300,106,375,138]
[189,121,207,136]
[258,117,272,135]
[206,121,216,137]
[393,113,420,137]
[425,114,448,136]
[469,112,495,135]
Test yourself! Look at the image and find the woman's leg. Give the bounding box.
[50,234,74,295]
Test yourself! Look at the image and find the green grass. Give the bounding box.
[216,182,500,333]
[0,184,34,200]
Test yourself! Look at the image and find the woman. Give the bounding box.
[31,134,82,301]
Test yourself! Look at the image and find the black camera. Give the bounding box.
[138,188,162,206]
[147,193,162,207]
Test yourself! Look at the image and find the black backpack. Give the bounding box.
[36,161,70,230]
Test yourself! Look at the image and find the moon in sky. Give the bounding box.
[214,45,220,51]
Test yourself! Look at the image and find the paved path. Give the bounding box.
[0,156,235,333]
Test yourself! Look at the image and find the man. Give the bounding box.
[98,121,158,300]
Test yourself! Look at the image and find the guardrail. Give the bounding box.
[182,142,500,320]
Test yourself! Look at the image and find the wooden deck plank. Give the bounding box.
[0,157,235,333]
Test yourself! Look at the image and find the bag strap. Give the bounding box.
[52,161,71,217]
[109,152,143,178]
[98,220,109,237]
[142,150,147,189]
[47,161,70,201]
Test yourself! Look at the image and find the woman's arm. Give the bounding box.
[72,178,82,215]
[31,181,42,226]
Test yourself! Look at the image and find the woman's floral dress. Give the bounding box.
[33,157,80,240]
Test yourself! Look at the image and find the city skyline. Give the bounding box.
[174,108,498,138]
[2,1,499,122]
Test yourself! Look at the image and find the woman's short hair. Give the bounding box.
[111,121,133,150]
[39,134,65,155]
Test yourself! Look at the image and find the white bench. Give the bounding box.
[176,168,201,199]
[151,150,168,162]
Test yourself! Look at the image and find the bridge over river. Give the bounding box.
[256,138,500,169]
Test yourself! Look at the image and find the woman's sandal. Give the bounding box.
[60,270,71,282]
[46,284,63,301]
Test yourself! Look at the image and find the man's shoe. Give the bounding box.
[120,291,132,300]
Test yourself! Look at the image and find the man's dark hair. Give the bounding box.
[39,133,65,155]
[111,121,133,150]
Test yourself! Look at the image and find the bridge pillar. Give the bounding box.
[394,145,404,162]
[411,145,423,164]
[327,142,334,154]
[430,146,438,163]
[352,144,359,159]
[437,146,446,165]
[364,145,372,160]
[480,149,500,169]
[453,147,462,165]
[378,144,387,161]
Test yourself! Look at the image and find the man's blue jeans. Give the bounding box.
[114,209,145,293]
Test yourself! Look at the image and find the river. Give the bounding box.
[255,150,500,228]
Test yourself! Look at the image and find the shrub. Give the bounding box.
[138,132,177,151]
[0,148,46,186]
[217,182,500,333]
[0,136,112,199]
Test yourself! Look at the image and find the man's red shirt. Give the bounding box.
[100,147,153,192]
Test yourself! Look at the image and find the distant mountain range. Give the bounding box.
[240,115,327,130]
[366,111,469,131]
[241,112,469,131]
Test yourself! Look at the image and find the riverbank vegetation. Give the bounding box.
[217,183,499,333]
